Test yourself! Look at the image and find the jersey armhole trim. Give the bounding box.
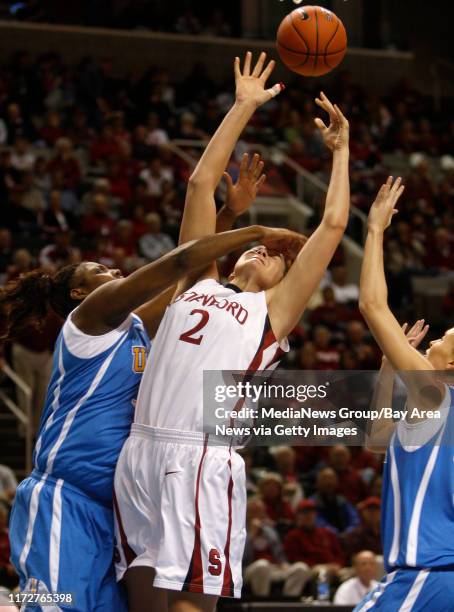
[63,309,132,359]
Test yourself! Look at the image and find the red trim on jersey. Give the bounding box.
[264,345,285,369]
[247,318,277,372]
[182,435,209,593]
[113,490,137,566]
[221,454,235,597]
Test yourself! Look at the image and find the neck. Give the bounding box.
[228,274,262,293]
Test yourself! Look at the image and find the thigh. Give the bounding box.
[154,445,246,600]
[10,477,125,612]
[124,566,167,612]
[168,591,218,612]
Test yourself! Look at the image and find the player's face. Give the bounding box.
[425,327,454,369]
[233,246,286,289]
[71,262,123,301]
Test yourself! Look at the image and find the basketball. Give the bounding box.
[276,6,347,77]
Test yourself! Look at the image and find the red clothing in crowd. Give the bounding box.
[334,467,369,505]
[264,500,295,524]
[283,526,345,567]
[0,528,10,568]
[47,156,81,190]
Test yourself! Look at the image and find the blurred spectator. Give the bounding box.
[5,248,33,282]
[333,550,378,605]
[312,326,341,370]
[326,265,359,306]
[283,500,344,587]
[0,502,18,590]
[0,229,13,280]
[341,497,382,564]
[311,467,359,533]
[327,445,368,505]
[32,156,52,196]
[81,194,115,239]
[243,497,310,598]
[0,466,17,505]
[43,190,72,235]
[21,171,46,215]
[39,231,81,270]
[139,213,175,262]
[269,446,304,510]
[258,473,295,533]
[47,138,81,190]
[40,110,65,145]
[344,321,379,369]
[309,287,352,335]
[424,228,454,271]
[10,136,35,173]
[140,157,174,198]
[11,312,62,433]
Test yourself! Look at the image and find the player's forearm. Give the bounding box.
[366,359,397,452]
[321,148,350,231]
[359,227,388,313]
[189,101,256,190]
[216,205,238,233]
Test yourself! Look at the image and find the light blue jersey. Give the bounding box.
[355,385,454,611]
[382,384,454,572]
[10,310,150,611]
[33,311,150,503]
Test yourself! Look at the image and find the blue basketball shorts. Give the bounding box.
[9,470,127,612]
[354,567,454,612]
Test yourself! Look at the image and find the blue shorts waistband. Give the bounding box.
[30,469,111,508]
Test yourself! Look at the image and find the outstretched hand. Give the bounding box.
[382,319,430,367]
[224,153,266,217]
[314,92,349,152]
[368,176,405,231]
[234,51,284,109]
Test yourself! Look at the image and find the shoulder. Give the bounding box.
[62,309,136,359]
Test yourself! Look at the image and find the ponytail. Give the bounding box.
[0,263,80,340]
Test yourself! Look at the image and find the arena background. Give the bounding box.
[0,0,453,608]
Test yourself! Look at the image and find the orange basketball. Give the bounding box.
[276,6,347,77]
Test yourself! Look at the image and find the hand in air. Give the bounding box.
[234,51,284,109]
[403,319,430,349]
[224,153,266,217]
[368,176,405,231]
[314,92,349,152]
[382,319,429,366]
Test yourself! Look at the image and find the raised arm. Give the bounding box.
[366,320,429,453]
[266,93,350,341]
[359,178,430,371]
[359,178,445,411]
[73,224,302,335]
[177,52,282,285]
[135,154,267,337]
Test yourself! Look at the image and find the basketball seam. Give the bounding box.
[277,44,310,70]
[277,40,346,57]
[324,19,340,55]
[289,11,309,55]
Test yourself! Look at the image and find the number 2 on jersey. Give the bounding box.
[179,309,209,345]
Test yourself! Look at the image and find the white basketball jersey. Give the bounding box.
[134,278,289,432]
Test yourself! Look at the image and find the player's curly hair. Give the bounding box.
[0,263,81,340]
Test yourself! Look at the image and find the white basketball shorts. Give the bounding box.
[113,424,247,598]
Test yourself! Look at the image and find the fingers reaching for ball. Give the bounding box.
[234,51,284,108]
[313,92,349,152]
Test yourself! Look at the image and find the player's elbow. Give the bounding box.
[188,171,215,192]
[359,297,382,316]
[322,215,348,233]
